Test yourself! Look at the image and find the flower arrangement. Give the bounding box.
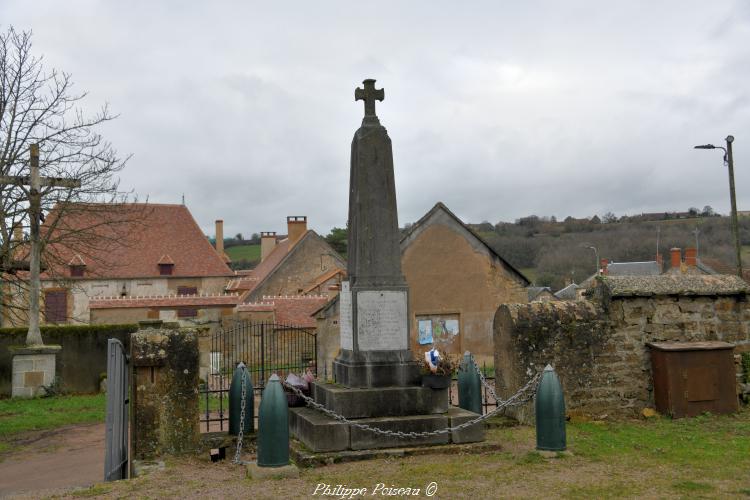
[419,348,458,377]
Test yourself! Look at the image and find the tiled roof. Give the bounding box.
[554,283,581,300]
[89,292,242,309]
[236,295,329,328]
[238,237,293,295]
[595,274,750,297]
[302,268,346,294]
[606,261,661,276]
[41,203,233,279]
[226,275,259,291]
[527,286,553,301]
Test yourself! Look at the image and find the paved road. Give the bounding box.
[0,422,105,498]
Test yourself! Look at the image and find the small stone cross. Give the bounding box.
[355,79,384,118]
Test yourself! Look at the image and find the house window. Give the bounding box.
[44,290,68,323]
[158,263,174,276]
[177,307,197,318]
[69,265,85,277]
[177,286,198,296]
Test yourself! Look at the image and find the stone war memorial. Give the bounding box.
[288,80,485,452]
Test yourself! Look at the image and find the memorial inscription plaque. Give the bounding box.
[356,290,408,351]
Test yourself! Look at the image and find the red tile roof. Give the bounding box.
[41,203,233,279]
[236,295,329,328]
[90,293,242,309]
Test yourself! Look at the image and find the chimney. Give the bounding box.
[215,220,224,256]
[11,226,23,260]
[670,248,682,270]
[260,232,277,262]
[287,216,307,246]
[600,258,608,275]
[685,247,697,267]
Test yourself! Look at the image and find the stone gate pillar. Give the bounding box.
[130,321,200,461]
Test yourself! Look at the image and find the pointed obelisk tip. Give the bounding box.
[268,373,280,382]
[544,364,554,372]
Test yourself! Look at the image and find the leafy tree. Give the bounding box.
[325,227,348,257]
[702,205,714,217]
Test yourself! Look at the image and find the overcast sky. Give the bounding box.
[3,1,749,237]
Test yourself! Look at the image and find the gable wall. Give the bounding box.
[402,221,527,363]
[248,235,345,302]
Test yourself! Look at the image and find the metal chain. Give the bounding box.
[283,370,541,439]
[469,356,501,403]
[233,366,247,464]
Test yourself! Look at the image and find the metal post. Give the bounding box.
[726,136,742,277]
[26,144,43,346]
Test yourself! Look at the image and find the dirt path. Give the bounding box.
[0,422,105,498]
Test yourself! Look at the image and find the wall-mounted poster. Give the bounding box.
[416,314,460,347]
[418,319,433,344]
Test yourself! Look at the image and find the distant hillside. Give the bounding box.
[226,244,261,270]
[467,214,749,291]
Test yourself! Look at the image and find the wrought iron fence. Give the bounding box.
[199,320,317,432]
[448,362,498,415]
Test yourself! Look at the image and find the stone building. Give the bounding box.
[401,202,529,361]
[1,203,236,328]
[494,274,750,420]
[230,216,346,302]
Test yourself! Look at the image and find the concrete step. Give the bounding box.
[289,406,484,453]
[312,382,449,418]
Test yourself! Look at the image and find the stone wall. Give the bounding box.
[494,275,750,420]
[247,233,346,302]
[0,324,137,396]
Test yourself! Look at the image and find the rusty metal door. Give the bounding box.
[104,339,129,481]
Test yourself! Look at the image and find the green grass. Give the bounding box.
[225,244,260,261]
[0,393,106,440]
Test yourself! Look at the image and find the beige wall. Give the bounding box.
[402,222,527,363]
[248,234,345,302]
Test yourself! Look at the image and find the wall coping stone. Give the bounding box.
[8,345,62,355]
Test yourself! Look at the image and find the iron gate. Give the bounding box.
[200,320,317,432]
[104,338,129,481]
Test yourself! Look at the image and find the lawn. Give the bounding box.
[225,244,260,262]
[55,408,750,499]
[0,394,105,455]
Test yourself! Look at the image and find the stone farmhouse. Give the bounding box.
[228,216,347,303]
[2,203,239,328]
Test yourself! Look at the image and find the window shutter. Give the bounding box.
[44,290,68,323]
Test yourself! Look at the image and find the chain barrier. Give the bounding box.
[232,366,248,465]
[282,363,541,439]
[469,356,501,403]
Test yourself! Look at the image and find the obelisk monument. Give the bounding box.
[334,79,420,388]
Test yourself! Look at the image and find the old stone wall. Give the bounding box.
[494,292,750,421]
[0,324,137,396]
[248,234,346,302]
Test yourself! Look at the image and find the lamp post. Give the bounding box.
[586,245,599,275]
[694,136,742,277]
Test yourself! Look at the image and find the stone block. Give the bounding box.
[13,359,33,372]
[289,407,350,452]
[24,371,44,387]
[312,383,448,418]
[349,414,449,450]
[447,407,485,444]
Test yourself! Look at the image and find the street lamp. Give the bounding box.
[694,136,742,277]
[586,245,599,275]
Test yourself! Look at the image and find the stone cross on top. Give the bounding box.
[355,79,384,119]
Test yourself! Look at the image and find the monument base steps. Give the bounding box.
[312,382,449,418]
[289,407,485,453]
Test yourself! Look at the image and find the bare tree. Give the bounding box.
[0,27,142,326]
